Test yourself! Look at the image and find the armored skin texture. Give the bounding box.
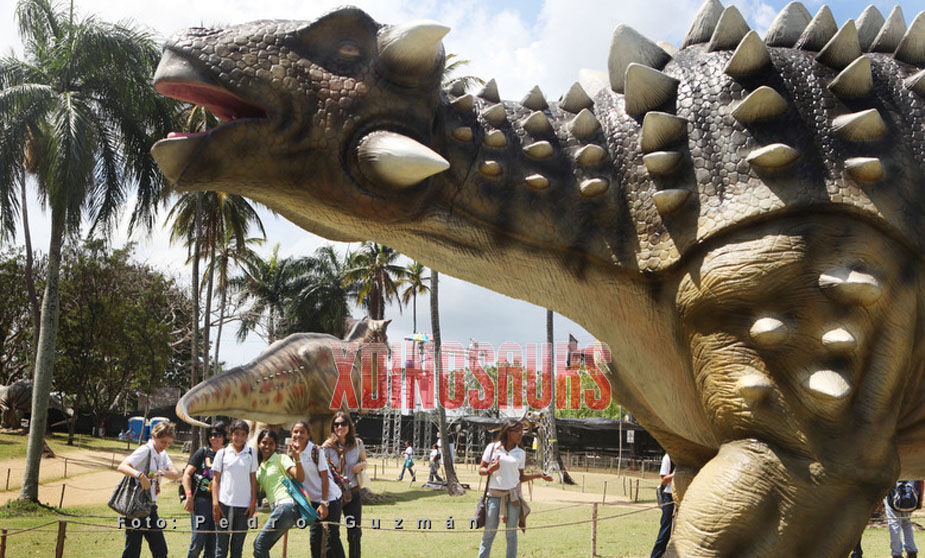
[153,2,925,555]
[176,318,389,444]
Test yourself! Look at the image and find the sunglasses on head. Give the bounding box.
[333,421,348,427]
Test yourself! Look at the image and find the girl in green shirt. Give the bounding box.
[253,429,303,558]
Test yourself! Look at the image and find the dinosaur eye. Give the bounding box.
[339,42,360,58]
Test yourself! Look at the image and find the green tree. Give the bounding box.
[0,0,174,501]
[233,245,310,343]
[0,248,38,384]
[400,261,429,333]
[284,245,353,338]
[343,242,407,320]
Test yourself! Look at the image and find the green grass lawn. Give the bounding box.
[0,432,179,461]
[0,476,908,558]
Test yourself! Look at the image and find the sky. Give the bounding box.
[0,0,919,369]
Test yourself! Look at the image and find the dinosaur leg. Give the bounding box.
[669,217,919,557]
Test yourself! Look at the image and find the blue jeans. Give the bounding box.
[122,505,168,558]
[215,503,249,558]
[650,492,674,558]
[253,501,300,558]
[187,497,215,558]
[478,496,520,558]
[398,461,415,481]
[885,499,918,556]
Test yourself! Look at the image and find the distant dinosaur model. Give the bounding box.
[0,379,73,429]
[177,318,389,444]
[153,2,924,555]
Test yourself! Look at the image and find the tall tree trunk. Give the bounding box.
[431,271,465,496]
[21,180,40,363]
[202,244,216,379]
[190,194,203,451]
[412,292,417,333]
[212,283,227,377]
[19,207,65,501]
[544,310,574,484]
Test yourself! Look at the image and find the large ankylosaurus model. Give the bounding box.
[152,2,925,555]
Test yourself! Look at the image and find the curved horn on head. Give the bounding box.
[377,20,450,81]
[176,390,210,428]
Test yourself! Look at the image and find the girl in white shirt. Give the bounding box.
[291,420,345,558]
[211,419,257,558]
[477,420,552,558]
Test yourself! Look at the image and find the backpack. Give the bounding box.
[890,481,920,512]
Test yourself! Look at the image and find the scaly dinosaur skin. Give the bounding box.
[152,2,925,555]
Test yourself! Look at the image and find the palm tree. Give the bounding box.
[233,245,310,343]
[443,53,485,92]
[343,242,407,320]
[544,310,574,484]
[285,245,353,338]
[0,0,173,501]
[400,262,430,333]
[431,271,464,496]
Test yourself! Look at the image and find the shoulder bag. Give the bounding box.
[109,446,154,518]
[473,443,498,529]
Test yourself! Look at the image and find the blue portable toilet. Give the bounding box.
[127,416,145,442]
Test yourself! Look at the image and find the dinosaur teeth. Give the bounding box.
[356,131,450,188]
[643,151,683,175]
[707,6,751,51]
[448,81,466,96]
[796,5,838,51]
[805,369,852,399]
[750,317,789,347]
[523,141,554,160]
[828,56,873,99]
[608,24,672,93]
[377,20,450,80]
[640,112,687,152]
[832,109,887,142]
[737,372,775,404]
[765,1,812,47]
[845,157,884,182]
[652,188,691,214]
[524,174,549,190]
[856,6,885,51]
[817,20,862,70]
[478,79,500,103]
[871,6,906,53]
[483,103,507,125]
[894,12,925,65]
[479,160,502,177]
[569,109,601,139]
[522,86,549,111]
[579,178,609,197]
[821,327,857,354]
[623,64,680,116]
[725,31,772,76]
[483,129,508,148]
[560,82,594,113]
[451,94,474,112]
[731,86,788,123]
[522,111,552,134]
[575,145,607,166]
[746,143,800,169]
[906,69,925,96]
[818,269,882,306]
[682,0,724,48]
[451,127,473,142]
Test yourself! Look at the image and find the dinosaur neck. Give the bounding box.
[432,81,626,272]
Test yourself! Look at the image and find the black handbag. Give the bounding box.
[109,447,154,518]
[473,444,497,529]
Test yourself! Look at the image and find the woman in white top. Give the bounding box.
[477,420,552,558]
[117,421,180,558]
[211,419,258,558]
[291,420,345,558]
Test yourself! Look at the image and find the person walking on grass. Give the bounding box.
[397,440,416,482]
[650,453,675,558]
[182,421,226,558]
[117,421,180,558]
[428,443,443,483]
[211,419,257,558]
[477,420,552,558]
[253,429,304,558]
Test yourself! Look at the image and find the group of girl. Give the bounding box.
[117,412,367,558]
